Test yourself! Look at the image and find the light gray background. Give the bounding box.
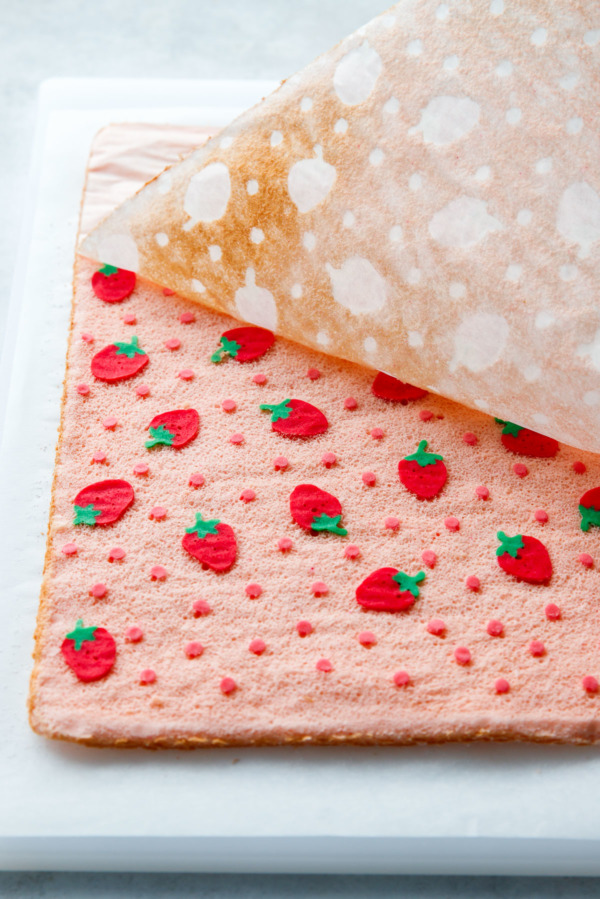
[0,0,597,894]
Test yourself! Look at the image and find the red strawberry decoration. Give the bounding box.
[182,513,237,572]
[91,335,148,382]
[145,409,199,449]
[91,265,136,303]
[579,487,600,532]
[356,568,425,612]
[399,440,447,499]
[495,419,558,458]
[290,484,347,535]
[211,326,274,363]
[73,479,134,526]
[496,531,552,584]
[61,619,116,682]
[372,372,427,403]
[260,398,328,438]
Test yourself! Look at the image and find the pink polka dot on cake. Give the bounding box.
[230,432,244,445]
[444,516,460,531]
[135,384,150,397]
[222,398,236,412]
[307,368,320,380]
[178,369,194,380]
[150,565,167,580]
[274,455,289,471]
[103,416,118,429]
[90,583,107,599]
[134,462,149,476]
[252,373,267,385]
[583,675,599,694]
[422,550,436,568]
[125,626,143,643]
[384,516,400,530]
[513,463,528,478]
[529,640,545,657]
[545,603,561,621]
[92,451,106,464]
[322,452,336,468]
[278,537,293,552]
[165,338,180,350]
[316,658,333,672]
[534,509,548,523]
[140,668,156,685]
[475,485,489,500]
[573,461,586,474]
[419,410,433,422]
[249,639,266,655]
[184,641,204,659]
[180,311,195,324]
[358,631,376,647]
[487,620,504,637]
[123,312,136,324]
[579,553,594,569]
[296,620,313,637]
[240,488,255,503]
[393,670,410,687]
[192,599,211,617]
[311,581,328,596]
[149,506,167,520]
[362,471,376,486]
[220,676,237,695]
[465,575,480,591]
[189,472,205,488]
[463,432,477,446]
[81,332,94,343]
[61,542,78,556]
[495,678,510,694]
[77,384,90,396]
[344,396,357,410]
[344,544,360,559]
[427,619,446,637]
[371,427,384,440]
[161,287,174,296]
[454,646,471,665]
[245,582,262,599]
[108,546,125,562]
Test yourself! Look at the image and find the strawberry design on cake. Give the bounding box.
[496,531,552,584]
[579,488,600,532]
[356,568,426,612]
[260,399,328,438]
[91,265,136,303]
[372,372,427,403]
[182,513,237,572]
[399,440,447,499]
[145,409,199,449]
[211,326,274,363]
[290,484,347,535]
[73,479,134,526]
[495,419,559,458]
[61,619,116,682]
[91,336,148,382]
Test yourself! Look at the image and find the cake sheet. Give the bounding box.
[29,122,600,747]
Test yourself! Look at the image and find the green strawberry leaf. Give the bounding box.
[185,513,220,539]
[311,513,347,536]
[404,439,443,468]
[99,264,118,275]
[114,335,146,358]
[579,504,600,533]
[211,336,241,363]
[66,619,97,651]
[145,425,175,448]
[392,570,425,597]
[259,399,292,422]
[73,504,101,526]
[495,419,523,437]
[496,531,524,558]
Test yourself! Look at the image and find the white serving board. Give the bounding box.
[2,78,600,875]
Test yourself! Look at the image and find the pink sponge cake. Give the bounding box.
[29,125,600,747]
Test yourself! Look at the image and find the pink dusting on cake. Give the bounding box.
[133,462,149,476]
[296,620,313,637]
[135,384,150,397]
[322,452,337,468]
[534,509,549,523]
[307,368,321,380]
[222,399,237,412]
[344,544,360,559]
[90,583,107,599]
[249,639,266,655]
[311,581,328,596]
[358,631,376,646]
[513,463,528,478]
[463,432,478,446]
[579,553,594,568]
[278,537,293,552]
[180,311,195,324]
[149,506,167,520]
[163,288,175,296]
[316,658,333,672]
[573,461,586,474]
[220,677,236,694]
[189,472,205,488]
[393,670,410,687]
[165,338,181,350]
[185,641,204,659]
[192,599,211,617]
[245,583,262,599]
[240,489,256,503]
[81,332,94,343]
[427,619,446,637]
[61,543,77,556]
[454,646,471,665]
[77,384,90,396]
[495,678,510,694]
[362,471,376,486]
[476,485,489,500]
[140,669,156,685]
[465,575,480,591]
[371,427,384,440]
[123,312,136,324]
[178,369,194,380]
[344,396,357,410]
[125,626,143,643]
[385,516,400,530]
[487,620,504,637]
[583,676,599,694]
[419,410,433,422]
[274,456,289,471]
[545,603,561,621]
[445,516,460,531]
[151,565,167,581]
[422,550,436,568]
[103,416,118,429]
[230,432,244,445]
[529,640,546,657]
[252,373,267,385]
[92,451,106,464]
[108,546,125,562]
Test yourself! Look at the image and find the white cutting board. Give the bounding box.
[1,78,600,875]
